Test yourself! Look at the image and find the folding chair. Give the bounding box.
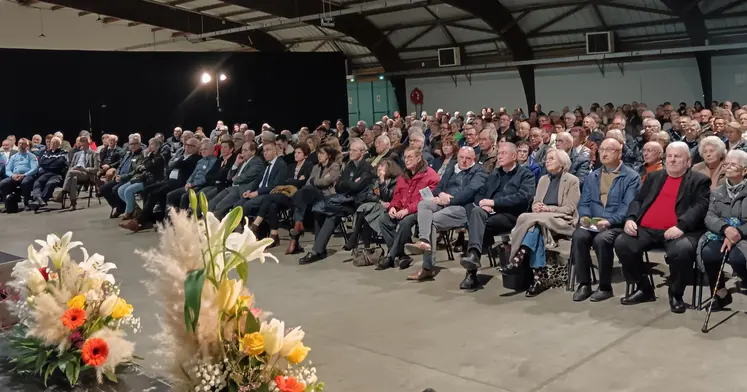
[486,233,511,268]
[624,250,658,297]
[438,229,456,261]
[566,252,598,292]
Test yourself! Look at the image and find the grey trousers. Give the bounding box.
[209,186,241,219]
[62,169,89,201]
[417,200,468,269]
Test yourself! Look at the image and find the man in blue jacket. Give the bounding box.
[570,138,641,302]
[459,142,537,290]
[0,138,38,209]
[405,146,486,281]
[165,141,217,209]
[29,137,68,209]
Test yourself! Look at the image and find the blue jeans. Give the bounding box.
[117,181,144,213]
[521,225,546,268]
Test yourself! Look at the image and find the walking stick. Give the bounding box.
[701,251,730,334]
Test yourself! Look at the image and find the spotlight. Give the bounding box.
[350,77,355,83]
[219,73,227,81]
[379,75,384,80]
[201,72,212,84]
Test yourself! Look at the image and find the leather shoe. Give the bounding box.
[573,284,592,302]
[299,252,326,265]
[459,270,479,290]
[620,289,656,305]
[711,291,733,312]
[669,294,687,314]
[406,268,436,281]
[268,235,280,249]
[526,281,546,297]
[285,235,304,255]
[590,289,614,302]
[375,256,394,270]
[459,251,481,271]
[397,256,413,270]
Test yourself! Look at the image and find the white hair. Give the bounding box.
[408,126,423,136]
[556,131,573,144]
[129,134,141,144]
[54,131,64,138]
[481,128,498,142]
[348,138,367,152]
[698,135,727,160]
[606,129,625,145]
[726,149,747,167]
[409,130,425,142]
[545,148,572,172]
[376,134,391,147]
[411,120,426,129]
[667,141,691,156]
[644,118,661,131]
[261,131,276,142]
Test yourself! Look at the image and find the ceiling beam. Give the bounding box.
[381,15,475,32]
[39,0,286,52]
[704,0,747,16]
[398,25,438,50]
[445,21,496,35]
[591,1,608,29]
[423,6,457,46]
[526,3,588,36]
[443,0,536,110]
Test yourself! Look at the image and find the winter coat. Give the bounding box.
[696,182,747,272]
[389,163,440,213]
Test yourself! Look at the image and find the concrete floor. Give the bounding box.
[2,202,747,392]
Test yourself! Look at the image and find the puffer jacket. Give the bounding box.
[389,162,439,213]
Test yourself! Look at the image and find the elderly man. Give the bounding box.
[231,142,287,220]
[168,127,183,151]
[477,129,498,173]
[299,139,374,265]
[614,142,710,313]
[610,115,639,167]
[0,138,38,209]
[571,138,641,302]
[583,116,604,147]
[257,131,276,160]
[636,141,664,183]
[210,120,226,143]
[30,134,45,157]
[405,146,486,281]
[496,114,516,141]
[367,135,402,168]
[407,129,434,166]
[53,136,99,210]
[166,141,217,210]
[100,135,144,216]
[529,127,547,166]
[459,142,536,289]
[554,132,590,186]
[98,134,122,184]
[28,137,68,209]
[460,123,480,153]
[208,141,265,216]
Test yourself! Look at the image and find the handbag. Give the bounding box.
[352,247,384,267]
[270,185,298,197]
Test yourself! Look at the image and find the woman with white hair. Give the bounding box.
[693,135,727,190]
[725,121,747,152]
[507,148,581,296]
[696,149,747,311]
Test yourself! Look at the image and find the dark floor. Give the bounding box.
[2,202,747,392]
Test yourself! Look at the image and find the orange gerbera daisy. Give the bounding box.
[81,338,109,367]
[275,375,305,392]
[61,308,86,330]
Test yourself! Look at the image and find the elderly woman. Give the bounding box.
[693,136,727,190]
[343,159,402,256]
[432,138,458,175]
[697,150,747,311]
[286,145,341,254]
[508,148,581,297]
[725,121,747,152]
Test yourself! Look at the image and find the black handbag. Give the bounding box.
[497,243,532,291]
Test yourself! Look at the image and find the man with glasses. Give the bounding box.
[571,138,641,302]
[713,116,727,140]
[404,146,486,281]
[460,125,480,154]
[300,139,374,265]
[497,114,516,142]
[54,136,98,211]
[636,141,664,183]
[459,142,536,290]
[123,138,200,231]
[166,141,217,210]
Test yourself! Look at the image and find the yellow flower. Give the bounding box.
[111,298,133,319]
[286,343,310,364]
[67,294,86,309]
[216,279,242,313]
[229,295,253,316]
[240,332,265,356]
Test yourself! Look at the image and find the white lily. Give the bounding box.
[99,295,119,317]
[9,245,50,294]
[26,269,47,295]
[279,326,305,357]
[225,219,278,265]
[260,318,285,356]
[34,232,82,270]
[79,248,117,285]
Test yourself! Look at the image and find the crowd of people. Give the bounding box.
[3,98,747,315]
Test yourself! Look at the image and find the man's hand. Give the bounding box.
[596,219,611,231]
[478,199,494,208]
[242,191,252,198]
[721,238,734,253]
[102,164,110,171]
[115,175,121,182]
[185,183,193,190]
[380,201,390,209]
[725,226,742,244]
[624,220,638,237]
[664,226,684,240]
[248,191,259,199]
[481,205,494,214]
[388,207,397,218]
[580,217,591,227]
[395,209,409,219]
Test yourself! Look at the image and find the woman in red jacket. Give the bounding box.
[376,147,440,270]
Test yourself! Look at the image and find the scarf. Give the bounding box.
[726,178,747,199]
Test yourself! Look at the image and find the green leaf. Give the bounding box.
[228,381,239,392]
[43,362,56,386]
[224,207,244,238]
[104,368,118,383]
[184,268,207,333]
[65,360,76,386]
[72,359,81,385]
[198,192,209,217]
[34,350,46,374]
[236,261,248,284]
[244,313,260,334]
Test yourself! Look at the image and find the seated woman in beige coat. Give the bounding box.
[508,148,581,297]
[692,135,726,190]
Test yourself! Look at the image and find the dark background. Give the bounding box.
[0,49,348,142]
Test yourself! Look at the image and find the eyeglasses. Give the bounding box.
[724,162,744,168]
[186,144,199,148]
[599,148,621,153]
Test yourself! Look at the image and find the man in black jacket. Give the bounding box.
[100,137,145,216]
[28,137,68,210]
[299,139,374,265]
[614,141,710,313]
[405,146,486,281]
[231,142,287,220]
[209,142,265,218]
[98,135,123,185]
[122,138,200,231]
[459,142,537,290]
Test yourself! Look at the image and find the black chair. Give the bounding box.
[60,178,101,209]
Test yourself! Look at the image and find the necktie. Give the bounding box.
[260,164,271,188]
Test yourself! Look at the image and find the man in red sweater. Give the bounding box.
[614,141,710,313]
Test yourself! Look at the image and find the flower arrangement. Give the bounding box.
[141,191,324,392]
[3,232,139,386]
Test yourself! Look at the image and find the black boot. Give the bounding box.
[459,249,481,271]
[375,256,394,270]
[711,291,733,312]
[459,269,479,290]
[526,267,548,297]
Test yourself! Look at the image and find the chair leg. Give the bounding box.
[442,231,454,261]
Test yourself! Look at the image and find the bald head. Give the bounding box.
[643,141,663,165]
[599,138,622,168]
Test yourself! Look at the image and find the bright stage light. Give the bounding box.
[201,72,212,84]
[219,73,227,81]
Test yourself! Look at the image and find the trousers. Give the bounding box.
[571,227,623,290]
[416,200,468,269]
